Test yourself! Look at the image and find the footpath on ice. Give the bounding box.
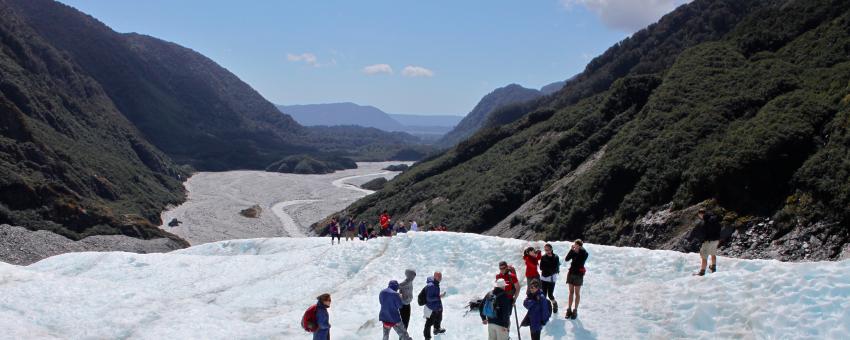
[0,232,848,339]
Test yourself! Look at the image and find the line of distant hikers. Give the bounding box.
[307,207,722,339]
[302,241,588,340]
[326,211,448,245]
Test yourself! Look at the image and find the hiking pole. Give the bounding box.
[513,303,522,340]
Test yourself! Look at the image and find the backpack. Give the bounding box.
[301,304,318,332]
[482,292,499,319]
[417,286,428,306]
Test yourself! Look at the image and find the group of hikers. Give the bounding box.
[302,240,589,340]
[326,211,448,245]
[306,207,722,339]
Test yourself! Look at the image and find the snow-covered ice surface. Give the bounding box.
[1,232,847,339]
[158,162,406,244]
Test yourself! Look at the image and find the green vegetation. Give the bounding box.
[338,0,850,258]
[360,178,388,191]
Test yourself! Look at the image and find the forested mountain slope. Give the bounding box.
[332,0,850,260]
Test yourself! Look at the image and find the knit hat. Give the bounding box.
[495,279,506,289]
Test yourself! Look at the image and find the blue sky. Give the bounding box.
[57,0,687,115]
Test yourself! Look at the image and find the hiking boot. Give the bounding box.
[709,264,716,273]
[434,328,446,335]
[565,308,572,319]
[552,300,558,314]
[571,309,578,320]
[693,270,705,276]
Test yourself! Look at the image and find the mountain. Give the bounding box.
[0,0,429,243]
[436,84,544,148]
[279,102,406,132]
[0,1,186,242]
[540,80,567,95]
[1,233,847,338]
[329,0,850,261]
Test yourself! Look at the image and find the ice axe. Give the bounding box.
[513,303,522,340]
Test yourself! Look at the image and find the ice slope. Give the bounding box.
[0,232,848,339]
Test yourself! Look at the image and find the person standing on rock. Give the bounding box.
[539,243,560,313]
[398,269,417,329]
[423,272,447,339]
[694,208,721,276]
[379,280,413,340]
[564,239,588,320]
[328,218,341,245]
[523,246,543,288]
[480,279,513,340]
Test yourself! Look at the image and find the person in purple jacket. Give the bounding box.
[379,280,412,340]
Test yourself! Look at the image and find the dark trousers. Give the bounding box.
[400,304,411,329]
[423,309,442,339]
[531,330,541,340]
[541,280,556,300]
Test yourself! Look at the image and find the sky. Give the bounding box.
[56,0,689,115]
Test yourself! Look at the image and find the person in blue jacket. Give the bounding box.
[358,221,368,240]
[522,279,552,340]
[379,280,412,340]
[314,293,331,340]
[423,272,446,339]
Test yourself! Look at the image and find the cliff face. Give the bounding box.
[332,0,850,261]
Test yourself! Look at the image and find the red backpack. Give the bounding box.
[301,304,318,332]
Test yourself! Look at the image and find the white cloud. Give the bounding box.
[401,65,434,78]
[287,52,337,68]
[561,0,691,33]
[362,64,394,75]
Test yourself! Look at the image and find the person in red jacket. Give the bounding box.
[379,211,391,236]
[522,247,542,288]
[496,261,521,301]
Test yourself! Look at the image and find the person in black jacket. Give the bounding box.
[480,279,514,340]
[538,243,560,314]
[695,208,721,276]
[564,239,588,320]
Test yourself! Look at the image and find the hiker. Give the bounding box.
[522,279,552,340]
[694,208,721,276]
[358,221,368,240]
[538,243,561,313]
[328,218,341,245]
[397,221,408,234]
[423,272,446,339]
[523,246,542,288]
[480,279,513,340]
[496,261,521,301]
[379,280,413,340]
[399,269,417,329]
[410,220,419,232]
[345,219,356,242]
[380,211,391,236]
[314,293,332,340]
[564,239,588,319]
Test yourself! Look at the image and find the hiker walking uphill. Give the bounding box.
[522,280,552,340]
[379,280,413,340]
[523,247,542,287]
[302,293,332,340]
[564,240,588,320]
[480,279,514,340]
[496,261,521,301]
[539,243,561,313]
[398,269,417,329]
[694,208,721,276]
[422,272,446,339]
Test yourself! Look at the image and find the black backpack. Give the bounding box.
[417,286,428,306]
